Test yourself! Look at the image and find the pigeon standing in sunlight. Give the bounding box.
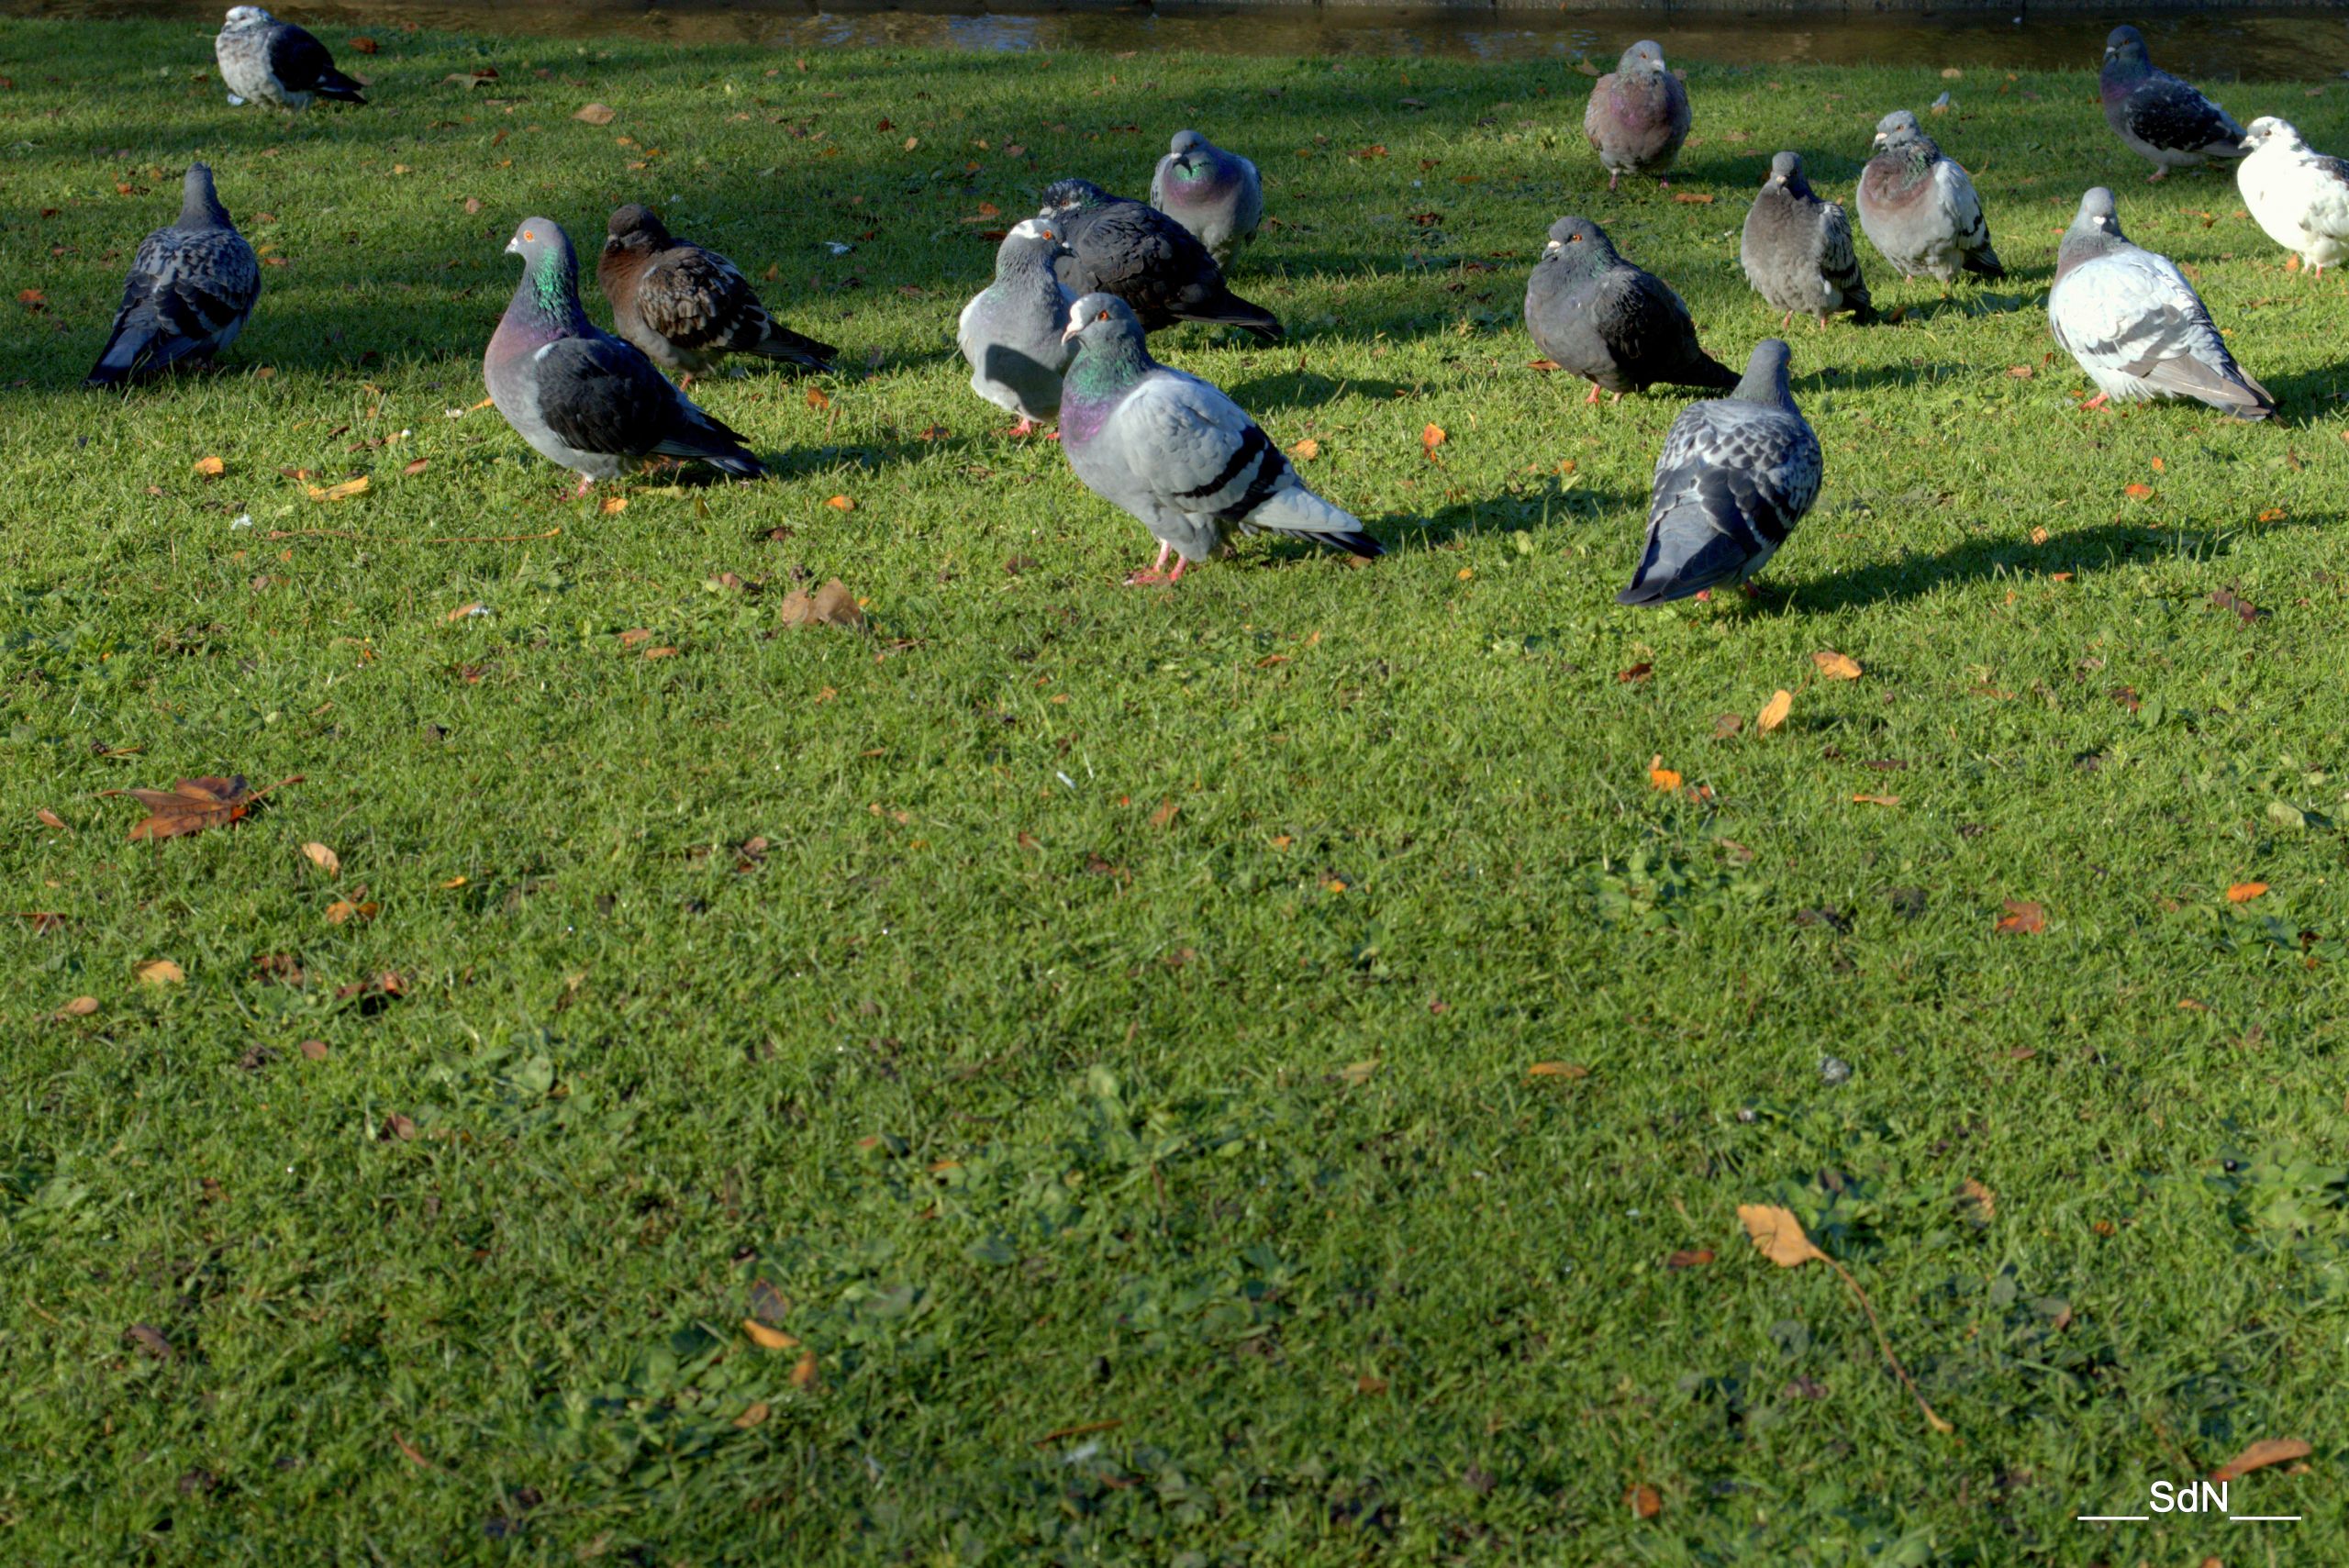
[1856,110,2004,284]
[1057,293,1378,585]
[959,217,1075,437]
[486,218,767,493]
[2100,25,2245,183]
[1039,178,1283,341]
[1583,41,1690,191]
[214,7,367,113]
[2046,188,2275,419]
[1523,215,1737,404]
[84,164,260,388]
[597,204,836,385]
[2237,117,2349,277]
[1741,152,1874,328]
[1149,130,1262,269]
[1619,339,1820,606]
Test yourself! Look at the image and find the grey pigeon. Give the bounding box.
[1583,41,1690,191]
[597,205,836,384]
[1619,339,1820,606]
[1057,293,1378,585]
[84,164,260,388]
[1523,215,1737,404]
[1038,179,1282,341]
[2101,26,2245,183]
[1856,110,2004,284]
[1149,130,1262,269]
[485,218,767,493]
[2238,117,2349,277]
[959,217,1075,437]
[215,6,365,112]
[2046,187,2274,419]
[1741,151,1874,328]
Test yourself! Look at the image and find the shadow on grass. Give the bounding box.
[1381,480,1640,548]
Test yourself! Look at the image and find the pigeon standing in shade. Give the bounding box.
[2237,117,2349,277]
[1741,152,1874,327]
[2100,26,2245,183]
[84,164,260,389]
[1855,110,2004,284]
[1149,130,1262,269]
[1057,293,1378,585]
[1583,41,1691,191]
[214,7,366,113]
[485,218,767,493]
[1618,339,1820,606]
[2047,187,2275,419]
[1523,215,1737,405]
[959,217,1075,437]
[597,205,836,385]
[1039,179,1282,341]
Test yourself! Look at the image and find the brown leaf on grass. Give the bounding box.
[599,495,627,516]
[1616,662,1652,684]
[402,457,429,476]
[446,602,485,622]
[2029,526,2050,546]
[1671,192,1715,205]
[1149,797,1181,828]
[326,898,379,924]
[1527,1062,1589,1079]
[193,454,226,478]
[574,102,616,125]
[789,1350,818,1388]
[135,959,184,985]
[302,841,340,877]
[2226,881,2269,903]
[2006,364,2033,378]
[1853,794,1901,807]
[1996,900,2045,935]
[380,1113,417,1141]
[1527,358,1561,372]
[743,1318,800,1351]
[335,971,407,1005]
[1713,714,1743,738]
[618,628,651,648]
[2210,1438,2311,1483]
[733,1401,771,1429]
[126,1324,173,1361]
[390,1430,434,1469]
[1756,689,1793,733]
[779,579,864,629]
[1812,650,1862,680]
[2124,482,2154,500]
[37,808,67,829]
[824,494,855,511]
[18,288,48,311]
[1420,423,1447,459]
[2209,588,2266,624]
[1739,1203,1828,1268]
[1625,1484,1661,1518]
[102,774,299,841]
[349,35,378,53]
[805,385,830,412]
[1288,437,1320,461]
[306,476,369,502]
[1574,58,1601,76]
[298,1038,328,1061]
[57,995,100,1019]
[1955,1179,1996,1222]
[253,952,304,984]
[1666,1248,1715,1269]
[2258,507,2288,523]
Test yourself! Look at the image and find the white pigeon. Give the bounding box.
[2238,117,2349,277]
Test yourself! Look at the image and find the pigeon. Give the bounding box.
[1741,152,1874,327]
[597,204,836,384]
[1855,110,2004,284]
[1582,41,1691,191]
[1618,339,1820,606]
[959,217,1076,437]
[2046,187,2274,420]
[1038,179,1282,341]
[84,164,261,389]
[2237,117,2349,277]
[1523,215,1738,405]
[485,218,768,493]
[1149,130,1262,269]
[1057,293,1378,584]
[214,7,366,113]
[2100,26,2245,183]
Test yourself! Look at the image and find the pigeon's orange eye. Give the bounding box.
[1096,309,1108,322]
[523,229,535,241]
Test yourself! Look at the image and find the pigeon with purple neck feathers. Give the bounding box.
[2046,187,2274,419]
[1619,339,1820,606]
[1057,293,1377,585]
[2100,26,2245,183]
[1582,41,1690,191]
[485,217,767,493]
[1856,110,2003,284]
[215,6,366,113]
[84,163,260,388]
[1149,130,1262,269]
[958,217,1075,437]
[1039,179,1282,341]
[597,205,836,384]
[1523,215,1737,404]
[1741,151,1874,328]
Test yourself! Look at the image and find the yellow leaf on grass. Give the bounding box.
[58,995,100,1018]
[302,841,340,876]
[733,1401,770,1429]
[306,476,369,502]
[1852,794,1900,807]
[1956,1179,1996,1221]
[193,455,226,478]
[2226,881,2269,903]
[1648,754,1682,792]
[1738,1203,1827,1268]
[825,495,855,511]
[1811,651,1862,680]
[575,102,616,126]
[135,959,184,985]
[789,1350,818,1387]
[2211,1438,2311,1483]
[1338,1060,1379,1086]
[1288,437,1320,461]
[326,898,379,924]
[743,1318,800,1351]
[599,495,628,515]
[1756,690,1793,734]
[1420,423,1446,458]
[1527,1062,1589,1079]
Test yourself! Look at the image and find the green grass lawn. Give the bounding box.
[6,16,2349,1562]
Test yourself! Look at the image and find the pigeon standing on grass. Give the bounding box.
[214,7,366,113]
[1741,152,1874,327]
[1583,41,1690,191]
[2237,117,2349,277]
[2100,26,2245,183]
[1149,130,1262,268]
[1523,216,1737,404]
[1618,339,1820,606]
[1057,294,1378,585]
[485,218,768,493]
[959,217,1075,437]
[84,164,260,388]
[2046,188,2275,419]
[1856,111,2004,284]
[597,205,836,384]
[1039,179,1283,341]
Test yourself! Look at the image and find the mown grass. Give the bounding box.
[6,15,2349,1563]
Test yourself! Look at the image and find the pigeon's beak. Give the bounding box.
[1872,133,1886,148]
[1060,318,1083,345]
[1543,239,1561,253]
[504,238,520,255]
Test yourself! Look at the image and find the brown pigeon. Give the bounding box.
[597,205,836,384]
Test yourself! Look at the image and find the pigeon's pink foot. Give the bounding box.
[1006,417,1038,438]
[1126,543,1176,586]
[1584,382,1604,406]
[1608,172,1620,193]
[2081,393,2111,412]
[678,373,696,391]
[574,474,595,498]
[1042,428,1061,441]
[1741,581,1763,600]
[1693,589,1712,603]
[2145,167,2168,183]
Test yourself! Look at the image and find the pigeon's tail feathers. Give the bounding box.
[84,320,157,386]
[748,322,839,372]
[313,68,366,105]
[654,405,769,477]
[2163,357,2277,420]
[1690,353,1742,391]
[1844,284,1877,324]
[1616,517,1754,605]
[1963,245,2007,280]
[1233,477,1380,556]
[1177,285,1284,342]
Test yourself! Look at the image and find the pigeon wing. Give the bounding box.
[2133,75,2244,154]
[529,336,690,458]
[637,246,762,355]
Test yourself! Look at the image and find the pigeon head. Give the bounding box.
[222,6,274,27]
[1040,178,1111,217]
[2057,187,2129,276]
[1168,129,1208,162]
[603,204,674,263]
[1062,292,1144,349]
[1541,216,1621,277]
[1732,339,1795,406]
[1764,151,1810,195]
[179,162,232,229]
[2241,117,2301,153]
[1872,110,1928,150]
[997,217,1071,271]
[1617,40,1667,75]
[2103,26,2150,73]
[505,217,587,326]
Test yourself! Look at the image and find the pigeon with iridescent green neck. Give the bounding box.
[1856,110,2003,284]
[1149,130,1261,268]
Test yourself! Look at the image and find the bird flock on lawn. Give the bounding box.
[83,16,2349,605]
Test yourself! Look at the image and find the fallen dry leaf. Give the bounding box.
[599,495,627,516]
[1648,755,1682,791]
[1149,797,1181,829]
[37,808,67,830]
[2258,507,2288,524]
[402,457,429,476]
[1526,1062,1589,1080]
[1956,1179,1996,1221]
[1756,689,1793,734]
[1996,900,2046,935]
[1671,191,1715,205]
[2030,525,2050,545]
[743,1318,800,1351]
[2211,1438,2310,1483]
[806,385,830,411]
[126,1324,173,1361]
[1666,1248,1715,1269]
[57,995,100,1019]
[349,34,378,53]
[326,898,380,925]
[1616,662,1652,684]
[135,959,184,985]
[575,102,616,126]
[2124,483,2154,500]
[305,476,369,503]
[299,1038,328,1061]
[302,841,340,877]
[789,1350,818,1388]
[1812,650,1862,680]
[1338,1059,1379,1087]
[1851,793,1901,807]
[733,1401,770,1429]
[1420,423,1446,459]
[1288,437,1320,461]
[779,579,864,629]
[1739,1203,1827,1268]
[102,774,298,841]
[1625,1484,1661,1518]
[193,454,226,478]
[824,494,855,511]
[2226,881,2269,903]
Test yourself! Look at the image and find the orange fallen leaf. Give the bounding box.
[1420,423,1447,459]
[402,457,429,476]
[2029,526,2050,545]
[1812,651,1862,680]
[2006,364,2034,378]
[2211,1438,2310,1483]
[806,385,830,411]
[301,841,340,876]
[57,995,100,1019]
[305,476,369,502]
[2124,483,2154,500]
[643,645,679,660]
[1671,191,1714,205]
[824,494,855,511]
[1148,797,1181,828]
[2258,507,2287,523]
[733,1401,770,1429]
[135,959,184,985]
[743,1319,800,1351]
[618,628,651,648]
[1739,1203,1827,1268]
[779,579,863,629]
[37,808,67,830]
[1756,689,1793,734]
[1996,900,2045,935]
[1666,1248,1715,1269]
[789,1350,818,1388]
[1288,437,1320,461]
[1648,754,1682,791]
[1956,1179,1996,1220]
[326,898,380,924]
[599,495,628,515]
[1625,1484,1662,1518]
[193,454,226,478]
[2226,881,2269,903]
[102,774,298,841]
[2150,456,2165,473]
[1852,794,1900,807]
[445,601,485,622]
[1526,1062,1589,1079]
[574,102,617,126]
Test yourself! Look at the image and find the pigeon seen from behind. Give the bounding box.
[959,217,1076,437]
[485,218,768,493]
[1523,215,1738,404]
[2046,187,2274,419]
[215,7,366,112]
[2237,117,2349,277]
[1618,339,1820,606]
[1741,152,1874,328]
[1057,293,1377,585]
[1583,40,1691,191]
[1149,130,1263,269]
[1856,110,2004,284]
[84,163,261,388]
[2100,26,2245,182]
[1039,179,1282,341]
[597,204,836,384]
